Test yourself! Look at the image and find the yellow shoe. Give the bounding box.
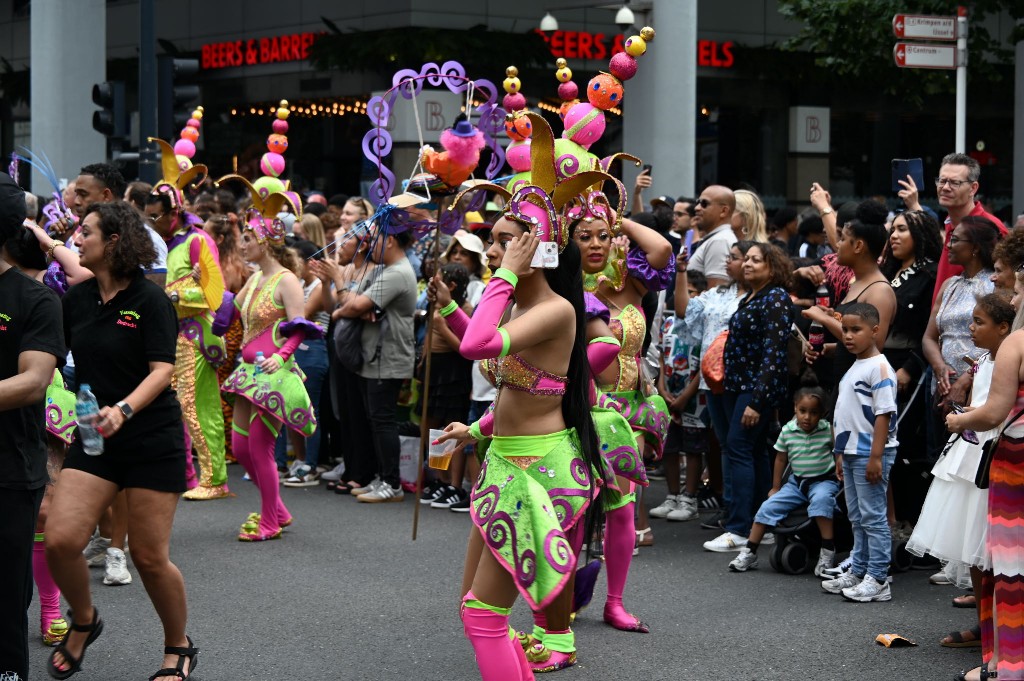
[42,617,69,646]
[182,484,232,501]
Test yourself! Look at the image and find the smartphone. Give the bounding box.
[642,164,652,175]
[683,229,694,257]
[891,158,924,193]
[950,403,980,444]
[530,241,559,269]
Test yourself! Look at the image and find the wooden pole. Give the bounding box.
[412,195,452,540]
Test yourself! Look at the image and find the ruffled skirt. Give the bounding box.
[596,389,669,458]
[222,359,316,436]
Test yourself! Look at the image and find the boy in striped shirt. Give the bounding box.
[728,386,839,575]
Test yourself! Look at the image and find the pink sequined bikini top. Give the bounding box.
[480,353,568,396]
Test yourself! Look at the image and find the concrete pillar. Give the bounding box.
[1015,33,1024,222]
[623,0,696,202]
[30,0,106,192]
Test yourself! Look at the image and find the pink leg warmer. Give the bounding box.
[249,414,290,534]
[462,591,534,681]
[603,502,648,632]
[34,533,61,628]
[183,423,198,489]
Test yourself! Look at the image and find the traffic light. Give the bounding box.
[92,81,127,138]
[157,56,200,139]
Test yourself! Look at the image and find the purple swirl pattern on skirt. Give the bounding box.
[179,318,226,366]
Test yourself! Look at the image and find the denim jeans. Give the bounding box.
[842,449,896,582]
[721,391,772,537]
[359,375,404,488]
[274,338,329,470]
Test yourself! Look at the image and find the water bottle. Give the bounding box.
[253,351,269,392]
[815,283,830,309]
[75,383,104,455]
[808,321,825,354]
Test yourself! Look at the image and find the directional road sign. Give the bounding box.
[892,42,958,70]
[892,14,957,41]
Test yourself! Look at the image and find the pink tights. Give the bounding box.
[462,591,534,681]
[603,501,647,631]
[232,413,291,535]
[34,534,61,629]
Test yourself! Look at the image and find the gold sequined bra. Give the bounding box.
[481,353,568,396]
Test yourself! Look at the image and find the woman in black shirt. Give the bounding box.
[45,202,197,680]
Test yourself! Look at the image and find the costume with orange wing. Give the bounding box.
[150,108,231,500]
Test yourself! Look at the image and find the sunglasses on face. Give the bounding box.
[695,198,718,209]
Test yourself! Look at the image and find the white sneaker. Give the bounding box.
[102,547,132,586]
[761,532,776,545]
[282,464,320,487]
[929,571,953,585]
[351,478,381,496]
[729,547,758,572]
[649,495,679,519]
[814,548,836,577]
[703,532,748,553]
[667,495,699,522]
[357,482,405,503]
[83,534,111,568]
[320,462,346,482]
[842,574,892,602]
[822,571,861,594]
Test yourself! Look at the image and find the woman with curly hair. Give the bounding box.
[704,242,795,552]
[992,229,1024,293]
[46,201,198,679]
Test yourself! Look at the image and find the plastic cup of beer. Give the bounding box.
[428,429,456,470]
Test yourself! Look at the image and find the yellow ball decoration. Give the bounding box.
[640,26,655,42]
[506,66,519,77]
[556,67,573,83]
[555,58,567,69]
[624,36,646,57]
[192,106,204,120]
[503,76,521,94]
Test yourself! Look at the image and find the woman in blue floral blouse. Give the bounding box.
[703,242,794,552]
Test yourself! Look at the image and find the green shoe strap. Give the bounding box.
[464,599,511,616]
[543,630,576,654]
[532,624,546,641]
[35,532,45,543]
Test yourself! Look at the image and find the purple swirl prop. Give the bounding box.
[363,61,505,208]
[46,404,76,437]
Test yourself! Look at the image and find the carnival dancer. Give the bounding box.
[144,107,231,500]
[434,111,622,680]
[216,170,320,541]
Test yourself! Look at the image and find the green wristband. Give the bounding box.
[494,268,518,288]
[498,327,511,358]
[438,301,458,317]
[468,421,484,441]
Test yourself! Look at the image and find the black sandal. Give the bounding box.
[47,607,104,679]
[149,635,199,680]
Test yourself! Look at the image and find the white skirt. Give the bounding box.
[906,471,990,587]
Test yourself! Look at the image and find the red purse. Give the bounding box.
[701,330,729,395]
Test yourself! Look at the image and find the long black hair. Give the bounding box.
[541,238,603,514]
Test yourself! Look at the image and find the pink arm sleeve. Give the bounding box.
[276,332,305,363]
[459,276,515,360]
[587,338,620,376]
[443,306,471,340]
[475,409,494,437]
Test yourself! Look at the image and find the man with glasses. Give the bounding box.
[687,186,736,288]
[900,153,1005,301]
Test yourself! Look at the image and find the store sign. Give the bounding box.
[201,32,320,70]
[535,29,734,69]
[788,107,830,154]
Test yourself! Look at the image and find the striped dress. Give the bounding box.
[989,384,1024,678]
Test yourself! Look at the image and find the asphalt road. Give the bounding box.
[28,467,979,681]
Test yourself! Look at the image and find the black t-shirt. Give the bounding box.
[63,274,181,449]
[0,267,66,489]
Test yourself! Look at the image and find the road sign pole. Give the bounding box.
[955,9,967,153]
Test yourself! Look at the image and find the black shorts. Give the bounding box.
[665,421,709,456]
[63,425,187,493]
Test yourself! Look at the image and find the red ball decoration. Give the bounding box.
[272,119,289,134]
[587,73,624,110]
[559,101,575,120]
[180,126,200,143]
[609,52,638,82]
[558,82,579,102]
[266,133,289,154]
[187,118,201,129]
[505,114,532,141]
[503,92,526,112]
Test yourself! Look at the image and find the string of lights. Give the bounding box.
[230,97,369,118]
